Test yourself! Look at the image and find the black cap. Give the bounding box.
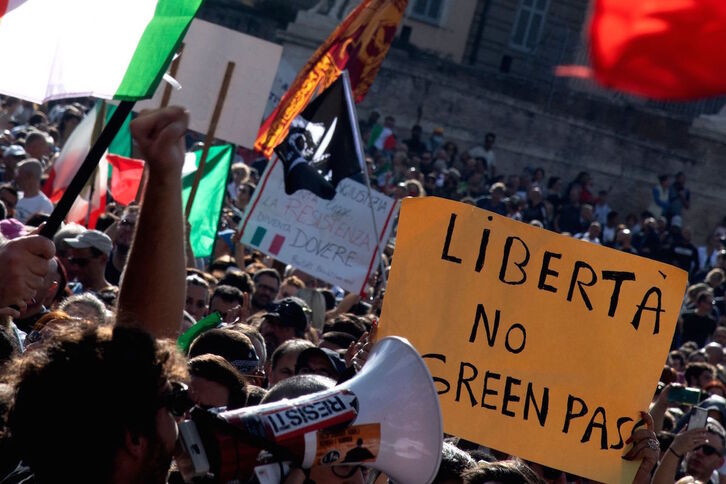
[295,347,348,379]
[265,297,309,334]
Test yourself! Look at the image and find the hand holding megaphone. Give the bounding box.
[177,336,443,483]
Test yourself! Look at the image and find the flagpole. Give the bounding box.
[184,61,235,219]
[86,101,107,227]
[41,101,135,239]
[341,70,389,292]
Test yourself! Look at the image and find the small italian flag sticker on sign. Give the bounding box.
[249,226,286,256]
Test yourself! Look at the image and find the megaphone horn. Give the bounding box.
[178,336,444,484]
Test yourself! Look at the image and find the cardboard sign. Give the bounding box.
[135,19,282,148]
[239,157,397,294]
[378,198,687,483]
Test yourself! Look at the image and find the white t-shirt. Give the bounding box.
[15,192,53,222]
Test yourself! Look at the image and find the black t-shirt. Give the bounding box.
[681,311,717,347]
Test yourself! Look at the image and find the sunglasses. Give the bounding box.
[695,444,722,456]
[160,381,194,418]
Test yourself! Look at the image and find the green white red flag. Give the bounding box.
[0,0,202,103]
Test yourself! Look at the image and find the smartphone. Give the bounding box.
[668,386,702,405]
[689,407,709,429]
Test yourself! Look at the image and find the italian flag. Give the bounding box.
[0,0,202,103]
[43,103,145,227]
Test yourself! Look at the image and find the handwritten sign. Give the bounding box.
[378,198,687,483]
[239,157,397,294]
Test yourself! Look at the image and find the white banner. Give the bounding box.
[240,158,397,294]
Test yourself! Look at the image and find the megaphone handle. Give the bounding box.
[365,469,382,484]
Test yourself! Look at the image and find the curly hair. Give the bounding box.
[6,324,187,482]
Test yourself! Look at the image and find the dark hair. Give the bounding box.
[188,328,256,364]
[697,291,714,304]
[253,268,281,285]
[462,460,545,484]
[95,213,116,232]
[320,331,356,350]
[209,255,236,274]
[24,212,50,227]
[0,184,18,198]
[323,315,366,340]
[0,324,19,370]
[270,338,315,370]
[261,374,336,404]
[218,269,254,294]
[7,324,187,482]
[685,362,715,385]
[546,176,560,190]
[188,354,247,409]
[434,442,476,482]
[211,285,244,306]
[319,289,336,310]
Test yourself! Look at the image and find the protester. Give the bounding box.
[13,159,53,223]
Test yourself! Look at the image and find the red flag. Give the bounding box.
[107,154,144,206]
[255,0,408,157]
[590,0,726,100]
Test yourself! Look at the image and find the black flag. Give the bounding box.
[274,77,362,200]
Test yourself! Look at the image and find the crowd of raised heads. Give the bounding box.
[0,97,722,483]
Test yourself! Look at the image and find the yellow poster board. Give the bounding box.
[378,198,687,483]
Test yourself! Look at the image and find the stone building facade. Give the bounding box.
[197,0,726,242]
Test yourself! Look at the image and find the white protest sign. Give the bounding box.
[239,157,397,293]
[135,19,282,148]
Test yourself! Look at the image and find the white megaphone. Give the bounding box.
[177,336,444,483]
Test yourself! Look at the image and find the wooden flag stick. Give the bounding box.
[184,61,235,219]
[133,45,187,204]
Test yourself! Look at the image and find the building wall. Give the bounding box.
[359,52,726,243]
[469,0,589,80]
[400,0,479,63]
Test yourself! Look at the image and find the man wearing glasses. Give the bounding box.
[251,268,281,313]
[64,229,115,293]
[654,418,726,483]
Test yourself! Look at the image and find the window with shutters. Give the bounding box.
[510,0,550,51]
[409,0,445,25]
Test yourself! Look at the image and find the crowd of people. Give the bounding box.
[0,92,725,483]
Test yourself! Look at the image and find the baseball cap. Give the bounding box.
[265,297,310,334]
[671,215,683,228]
[3,145,26,158]
[65,229,113,256]
[295,346,348,379]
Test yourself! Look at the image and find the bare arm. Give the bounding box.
[116,107,188,339]
[326,292,360,320]
[652,428,709,484]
